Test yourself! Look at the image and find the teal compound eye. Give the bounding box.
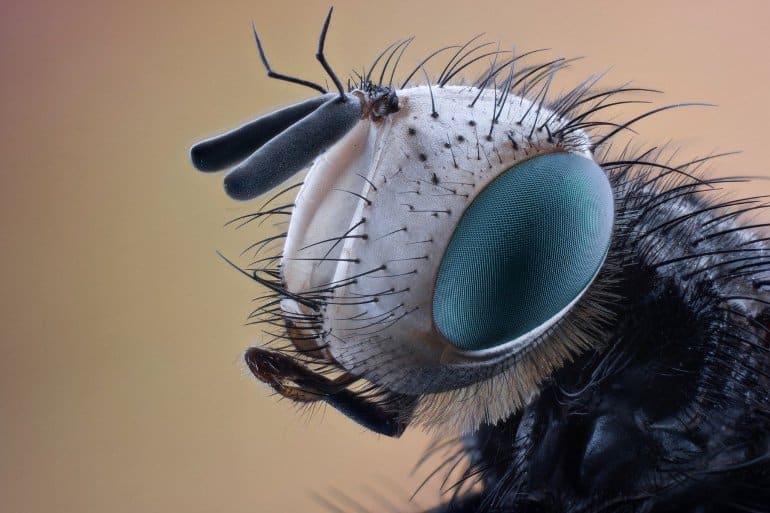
[433,152,614,352]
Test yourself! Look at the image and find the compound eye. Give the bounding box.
[433,153,614,352]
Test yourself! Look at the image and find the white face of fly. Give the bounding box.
[280,85,596,421]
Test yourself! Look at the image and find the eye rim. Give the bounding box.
[437,287,592,363]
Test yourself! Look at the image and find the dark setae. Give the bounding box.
[190,9,770,513]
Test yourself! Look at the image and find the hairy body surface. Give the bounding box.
[434,166,770,512]
[191,9,770,512]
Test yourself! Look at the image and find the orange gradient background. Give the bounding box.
[2,1,769,512]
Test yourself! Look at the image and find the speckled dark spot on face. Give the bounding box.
[443,142,451,149]
[419,153,428,162]
[468,120,476,127]
[457,135,465,142]
[408,127,416,136]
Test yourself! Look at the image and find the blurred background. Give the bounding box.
[2,1,769,512]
